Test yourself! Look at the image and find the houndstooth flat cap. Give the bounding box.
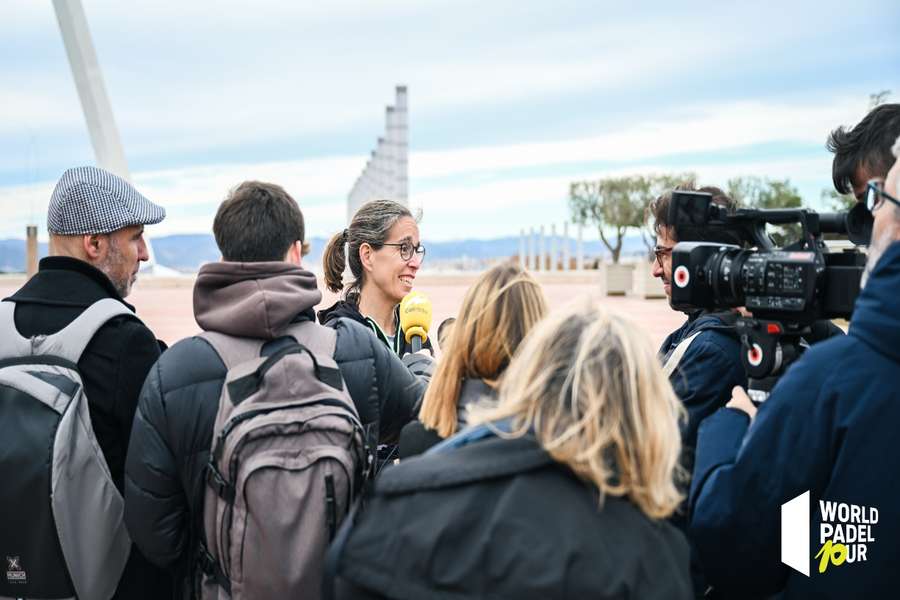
[48,166,166,235]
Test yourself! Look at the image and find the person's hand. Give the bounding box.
[726,386,757,420]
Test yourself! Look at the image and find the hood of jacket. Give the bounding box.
[456,378,498,429]
[194,261,321,339]
[850,240,900,363]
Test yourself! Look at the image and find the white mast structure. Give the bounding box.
[52,0,164,273]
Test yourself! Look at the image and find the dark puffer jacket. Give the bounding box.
[318,299,433,357]
[124,262,428,598]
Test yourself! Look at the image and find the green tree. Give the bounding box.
[726,176,802,210]
[869,90,891,110]
[821,188,856,212]
[637,172,697,252]
[726,176,803,245]
[569,177,644,264]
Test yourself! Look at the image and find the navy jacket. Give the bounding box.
[659,311,746,486]
[689,241,900,599]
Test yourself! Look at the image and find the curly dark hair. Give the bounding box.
[827,104,900,195]
[649,185,736,243]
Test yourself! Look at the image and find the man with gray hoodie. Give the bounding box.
[123,181,429,599]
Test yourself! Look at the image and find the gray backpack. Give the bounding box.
[197,321,370,600]
[0,298,135,600]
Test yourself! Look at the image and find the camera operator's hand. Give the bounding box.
[726,386,757,420]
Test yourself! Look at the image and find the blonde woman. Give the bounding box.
[327,298,691,600]
[399,263,547,458]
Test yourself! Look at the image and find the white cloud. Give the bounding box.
[0,95,852,243]
[411,96,865,179]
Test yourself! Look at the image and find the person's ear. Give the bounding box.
[284,240,303,266]
[82,234,106,261]
[359,242,375,273]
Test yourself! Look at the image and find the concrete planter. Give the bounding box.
[599,262,634,296]
[630,260,666,299]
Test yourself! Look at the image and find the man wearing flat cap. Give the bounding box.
[2,166,172,599]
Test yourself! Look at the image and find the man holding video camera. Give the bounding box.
[689,105,900,598]
[652,186,747,486]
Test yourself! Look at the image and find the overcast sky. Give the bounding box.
[1,0,898,241]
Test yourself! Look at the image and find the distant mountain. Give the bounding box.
[0,239,48,273]
[151,234,221,271]
[0,233,651,273]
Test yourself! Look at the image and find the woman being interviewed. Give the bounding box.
[399,263,547,458]
[318,199,430,356]
[328,298,692,599]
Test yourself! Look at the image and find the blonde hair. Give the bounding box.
[418,263,548,438]
[471,297,685,520]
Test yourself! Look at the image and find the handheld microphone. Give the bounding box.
[400,291,432,353]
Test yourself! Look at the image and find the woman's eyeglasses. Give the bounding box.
[865,179,900,213]
[382,241,426,262]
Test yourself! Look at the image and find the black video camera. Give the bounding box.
[668,191,872,401]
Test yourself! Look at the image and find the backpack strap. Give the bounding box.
[321,498,362,600]
[662,331,704,378]
[0,298,137,364]
[198,331,265,371]
[283,320,338,362]
[0,300,34,359]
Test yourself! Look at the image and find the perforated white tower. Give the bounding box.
[347,86,409,223]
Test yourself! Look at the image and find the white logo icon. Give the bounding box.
[782,491,810,576]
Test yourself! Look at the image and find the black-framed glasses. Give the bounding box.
[382,241,426,262]
[865,179,900,213]
[653,245,674,266]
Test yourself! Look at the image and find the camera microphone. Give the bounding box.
[400,291,432,353]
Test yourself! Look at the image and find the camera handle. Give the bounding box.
[736,317,805,405]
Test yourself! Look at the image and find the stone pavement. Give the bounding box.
[0,271,685,350]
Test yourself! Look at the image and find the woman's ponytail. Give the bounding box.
[323,229,347,293]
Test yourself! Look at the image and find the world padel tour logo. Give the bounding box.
[781,491,879,576]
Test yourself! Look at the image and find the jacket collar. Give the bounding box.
[850,241,900,362]
[317,300,368,327]
[376,435,553,496]
[5,256,134,310]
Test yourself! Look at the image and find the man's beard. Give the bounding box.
[98,239,133,298]
[861,224,898,289]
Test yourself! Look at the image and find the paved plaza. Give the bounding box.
[0,271,685,351]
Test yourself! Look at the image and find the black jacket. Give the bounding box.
[318,299,433,357]
[331,433,692,599]
[5,256,171,600]
[398,378,497,459]
[124,262,428,599]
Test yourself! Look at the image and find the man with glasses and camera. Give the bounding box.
[651,186,747,487]
[649,185,747,597]
[688,115,900,598]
